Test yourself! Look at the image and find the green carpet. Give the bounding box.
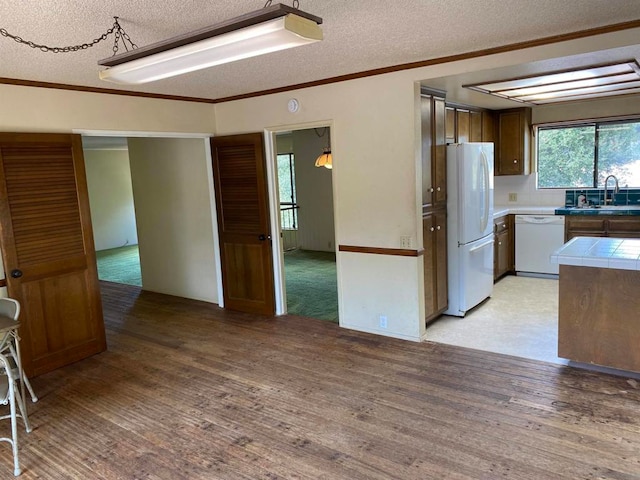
[95,245,142,286]
[94,245,338,322]
[284,249,338,323]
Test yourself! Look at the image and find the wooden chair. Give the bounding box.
[0,352,22,475]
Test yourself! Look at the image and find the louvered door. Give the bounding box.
[211,133,275,315]
[0,133,106,377]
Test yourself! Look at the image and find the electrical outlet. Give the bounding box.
[400,236,412,248]
[379,315,388,329]
[508,193,518,202]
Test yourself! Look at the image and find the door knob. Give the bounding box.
[10,269,22,278]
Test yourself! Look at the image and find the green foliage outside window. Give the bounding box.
[537,120,640,189]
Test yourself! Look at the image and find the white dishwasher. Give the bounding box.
[515,215,565,275]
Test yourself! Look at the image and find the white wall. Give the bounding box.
[0,84,215,134]
[84,149,138,251]
[128,137,218,303]
[292,129,335,252]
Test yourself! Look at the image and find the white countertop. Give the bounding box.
[550,236,640,271]
[493,206,560,219]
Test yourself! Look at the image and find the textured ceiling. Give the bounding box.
[1,0,640,101]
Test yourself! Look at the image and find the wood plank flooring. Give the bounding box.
[1,281,639,479]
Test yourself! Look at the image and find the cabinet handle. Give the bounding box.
[430,227,435,232]
[436,186,441,192]
[429,187,434,193]
[498,241,502,246]
[513,159,518,164]
[436,225,441,230]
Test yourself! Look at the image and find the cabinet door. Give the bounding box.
[433,98,447,207]
[434,209,448,313]
[423,214,437,321]
[495,229,510,279]
[470,111,482,142]
[607,217,640,237]
[497,108,531,176]
[456,110,470,143]
[481,111,496,143]
[445,107,456,144]
[565,216,606,241]
[497,110,524,175]
[421,95,433,207]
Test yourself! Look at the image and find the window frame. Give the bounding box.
[536,115,640,189]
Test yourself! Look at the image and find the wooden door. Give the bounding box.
[0,133,106,377]
[423,213,436,321]
[211,133,275,315]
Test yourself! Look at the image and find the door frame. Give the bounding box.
[263,121,340,318]
[74,129,225,306]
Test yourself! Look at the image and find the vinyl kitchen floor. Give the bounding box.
[426,275,569,366]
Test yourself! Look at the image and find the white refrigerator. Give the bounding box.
[444,143,494,317]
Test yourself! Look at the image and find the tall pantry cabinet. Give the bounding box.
[420,90,448,323]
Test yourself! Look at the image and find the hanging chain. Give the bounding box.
[0,17,137,55]
[264,1,300,8]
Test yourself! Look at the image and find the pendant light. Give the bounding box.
[314,127,332,169]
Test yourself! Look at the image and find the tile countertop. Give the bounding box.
[550,236,640,271]
[493,206,560,219]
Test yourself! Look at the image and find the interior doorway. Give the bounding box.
[82,136,142,287]
[274,127,338,322]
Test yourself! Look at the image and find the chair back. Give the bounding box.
[0,299,19,322]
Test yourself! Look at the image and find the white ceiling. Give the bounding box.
[1,0,640,102]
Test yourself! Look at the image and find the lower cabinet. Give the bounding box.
[424,208,448,323]
[565,215,640,241]
[494,214,514,280]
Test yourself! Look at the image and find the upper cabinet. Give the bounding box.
[444,104,495,144]
[496,107,532,176]
[421,93,447,209]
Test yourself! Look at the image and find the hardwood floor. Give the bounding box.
[1,281,639,479]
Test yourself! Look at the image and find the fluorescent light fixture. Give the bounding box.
[463,61,640,105]
[98,3,322,84]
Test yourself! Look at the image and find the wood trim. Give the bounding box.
[0,279,6,288]
[1,19,640,104]
[0,77,218,104]
[339,245,424,257]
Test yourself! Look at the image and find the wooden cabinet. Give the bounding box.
[470,111,482,142]
[421,93,447,209]
[445,104,495,144]
[424,209,448,323]
[493,214,514,280]
[496,107,532,176]
[456,109,470,143]
[565,215,640,241]
[421,90,449,324]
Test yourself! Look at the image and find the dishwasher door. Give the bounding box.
[515,215,565,275]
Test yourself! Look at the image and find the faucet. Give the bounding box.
[603,175,619,205]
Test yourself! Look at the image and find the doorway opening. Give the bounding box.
[274,128,338,322]
[83,136,142,287]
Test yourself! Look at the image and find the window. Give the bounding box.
[277,153,298,229]
[537,119,640,188]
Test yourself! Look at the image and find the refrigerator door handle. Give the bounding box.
[469,238,494,253]
[480,150,490,233]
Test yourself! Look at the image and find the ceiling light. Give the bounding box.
[98,3,322,84]
[463,61,640,105]
[314,127,332,169]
